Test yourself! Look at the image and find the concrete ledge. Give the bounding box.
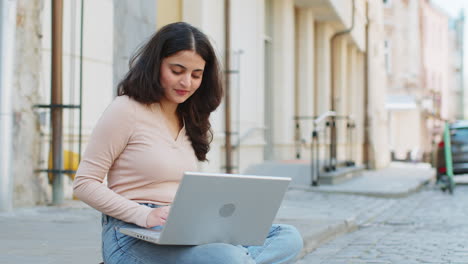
[292,163,436,198]
[292,179,431,198]
[319,165,366,185]
[244,161,364,185]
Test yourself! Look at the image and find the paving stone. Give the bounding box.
[299,186,468,263]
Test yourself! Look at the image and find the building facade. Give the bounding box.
[1,0,391,209]
[384,0,462,162]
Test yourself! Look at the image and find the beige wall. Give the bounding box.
[156,0,182,29]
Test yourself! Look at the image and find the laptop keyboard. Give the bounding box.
[136,228,162,239]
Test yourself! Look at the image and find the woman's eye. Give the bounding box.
[192,75,202,79]
[171,70,182,75]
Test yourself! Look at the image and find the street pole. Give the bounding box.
[224,0,233,173]
[52,0,64,205]
[460,11,465,119]
[0,0,17,212]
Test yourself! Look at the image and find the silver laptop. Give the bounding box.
[119,171,291,246]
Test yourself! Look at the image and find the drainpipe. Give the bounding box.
[460,12,464,119]
[224,0,233,173]
[51,0,64,205]
[363,1,370,168]
[0,0,17,212]
[329,0,355,170]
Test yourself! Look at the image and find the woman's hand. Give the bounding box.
[146,206,171,227]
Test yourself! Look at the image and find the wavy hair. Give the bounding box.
[117,22,223,161]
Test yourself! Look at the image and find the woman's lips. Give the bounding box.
[175,89,189,96]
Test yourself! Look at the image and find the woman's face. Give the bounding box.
[159,50,206,105]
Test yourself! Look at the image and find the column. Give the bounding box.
[296,8,315,145]
[271,0,295,159]
[0,0,16,211]
[355,51,365,165]
[314,22,334,115]
[347,45,357,118]
[347,44,359,163]
[332,35,348,161]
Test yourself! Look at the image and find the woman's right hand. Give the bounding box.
[146,206,171,228]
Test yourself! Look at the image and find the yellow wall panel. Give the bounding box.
[157,0,182,29]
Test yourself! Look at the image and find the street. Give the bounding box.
[298,185,468,264]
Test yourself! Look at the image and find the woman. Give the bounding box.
[73,22,303,264]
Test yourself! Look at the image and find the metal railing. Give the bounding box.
[330,115,356,169]
[294,111,357,186]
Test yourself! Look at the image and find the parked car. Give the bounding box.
[434,120,468,181]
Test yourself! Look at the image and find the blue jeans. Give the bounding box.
[101,204,303,264]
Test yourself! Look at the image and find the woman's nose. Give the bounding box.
[180,74,191,87]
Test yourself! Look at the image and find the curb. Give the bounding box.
[277,218,358,260]
[299,219,357,259]
[289,176,433,199]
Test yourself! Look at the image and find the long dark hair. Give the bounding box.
[117,22,223,161]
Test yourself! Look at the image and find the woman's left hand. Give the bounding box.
[146,206,171,227]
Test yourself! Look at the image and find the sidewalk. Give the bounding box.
[279,162,435,260]
[0,162,435,264]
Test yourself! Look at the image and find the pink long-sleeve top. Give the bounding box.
[73,95,198,228]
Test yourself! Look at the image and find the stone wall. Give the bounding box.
[13,0,48,206]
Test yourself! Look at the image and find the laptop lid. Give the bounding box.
[157,172,291,246]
